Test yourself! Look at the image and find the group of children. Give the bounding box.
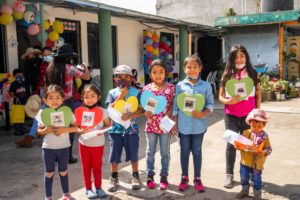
[32,44,271,200]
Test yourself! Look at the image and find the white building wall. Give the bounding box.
[5,4,180,84]
[156,0,258,26]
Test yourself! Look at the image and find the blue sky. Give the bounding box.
[92,0,157,14]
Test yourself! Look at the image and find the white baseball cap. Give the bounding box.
[114,65,132,76]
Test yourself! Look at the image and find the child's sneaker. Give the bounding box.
[159,175,169,190]
[194,177,205,192]
[132,176,142,190]
[86,189,98,199]
[62,194,76,200]
[96,188,107,199]
[107,177,119,192]
[178,176,189,191]
[147,175,156,189]
[45,197,52,200]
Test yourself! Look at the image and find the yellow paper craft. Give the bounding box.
[114,96,138,114]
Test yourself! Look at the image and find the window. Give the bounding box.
[0,26,7,72]
[87,23,117,69]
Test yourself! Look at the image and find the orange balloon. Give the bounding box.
[146,45,153,52]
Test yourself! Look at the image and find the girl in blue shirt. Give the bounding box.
[173,55,214,192]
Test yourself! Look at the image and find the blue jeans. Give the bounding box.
[179,132,205,178]
[146,133,170,177]
[27,119,38,137]
[240,164,262,190]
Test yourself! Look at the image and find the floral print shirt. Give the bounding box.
[143,83,175,134]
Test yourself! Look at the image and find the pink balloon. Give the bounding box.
[27,24,40,35]
[1,4,13,15]
[13,1,25,13]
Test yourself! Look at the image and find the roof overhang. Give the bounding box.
[215,10,300,28]
[26,0,222,35]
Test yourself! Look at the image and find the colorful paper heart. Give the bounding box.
[41,106,73,127]
[176,92,205,116]
[74,106,103,129]
[140,90,167,114]
[225,77,254,100]
[114,96,138,114]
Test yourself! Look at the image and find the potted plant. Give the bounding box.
[270,79,288,100]
[260,74,272,102]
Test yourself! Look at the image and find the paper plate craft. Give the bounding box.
[125,87,139,99]
[140,90,167,114]
[41,106,73,127]
[176,92,205,116]
[234,141,261,153]
[225,77,254,100]
[114,96,138,114]
[74,106,103,129]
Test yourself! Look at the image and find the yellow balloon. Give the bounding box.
[153,49,159,56]
[48,31,59,42]
[13,11,23,20]
[0,14,13,25]
[75,78,82,89]
[44,20,50,30]
[52,20,64,34]
[114,96,138,114]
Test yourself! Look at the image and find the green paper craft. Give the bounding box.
[41,106,73,127]
[176,92,205,116]
[225,77,254,100]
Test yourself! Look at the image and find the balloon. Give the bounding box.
[5,0,17,6]
[48,31,59,42]
[153,55,160,60]
[168,54,173,59]
[37,31,48,42]
[29,3,38,14]
[146,52,153,59]
[44,19,50,30]
[75,78,82,88]
[143,35,150,42]
[1,4,13,14]
[167,41,171,46]
[13,1,25,13]
[152,42,159,48]
[27,24,39,35]
[46,39,54,48]
[33,11,40,24]
[146,39,153,45]
[52,20,64,34]
[146,31,153,38]
[168,60,174,66]
[25,4,33,12]
[153,49,159,56]
[13,11,23,20]
[161,37,168,43]
[23,10,34,23]
[55,37,65,48]
[168,72,173,78]
[152,35,159,42]
[0,14,13,25]
[146,58,152,66]
[146,45,153,52]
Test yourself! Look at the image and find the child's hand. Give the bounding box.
[144,111,153,118]
[52,127,66,136]
[192,110,205,119]
[228,95,240,104]
[121,113,131,121]
[39,126,54,135]
[256,150,265,156]
[170,125,178,136]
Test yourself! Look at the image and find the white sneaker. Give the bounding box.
[223,174,234,188]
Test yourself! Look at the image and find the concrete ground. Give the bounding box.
[0,98,300,200]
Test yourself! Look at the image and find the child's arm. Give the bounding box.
[192,108,211,119]
[110,87,128,107]
[121,105,144,121]
[218,86,240,105]
[255,83,262,108]
[37,126,54,136]
[193,84,214,119]
[52,123,81,136]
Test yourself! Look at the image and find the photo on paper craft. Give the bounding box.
[123,103,133,114]
[234,83,247,97]
[81,111,95,127]
[183,97,196,112]
[50,111,65,127]
[145,97,158,113]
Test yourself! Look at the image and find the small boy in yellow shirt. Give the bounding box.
[236,109,272,200]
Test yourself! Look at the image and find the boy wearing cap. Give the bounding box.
[235,109,272,200]
[105,65,143,192]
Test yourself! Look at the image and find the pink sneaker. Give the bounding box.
[147,176,156,189]
[178,176,189,191]
[159,176,169,190]
[62,194,76,200]
[194,177,205,192]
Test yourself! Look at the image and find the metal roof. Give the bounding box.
[215,10,300,27]
[26,0,221,34]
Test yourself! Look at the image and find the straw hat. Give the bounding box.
[25,95,41,118]
[21,47,41,59]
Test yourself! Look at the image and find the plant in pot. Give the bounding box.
[260,74,272,102]
[271,79,288,101]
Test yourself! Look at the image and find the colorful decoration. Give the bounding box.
[45,39,54,48]
[140,90,167,114]
[27,23,39,35]
[41,106,73,127]
[0,13,13,25]
[74,106,104,129]
[143,31,160,75]
[159,36,174,73]
[1,4,13,15]
[52,20,64,34]
[225,77,254,100]
[75,78,82,89]
[43,19,50,30]
[13,11,23,20]
[114,96,138,114]
[176,92,205,116]
[48,31,59,42]
[23,10,34,23]
[13,0,25,13]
